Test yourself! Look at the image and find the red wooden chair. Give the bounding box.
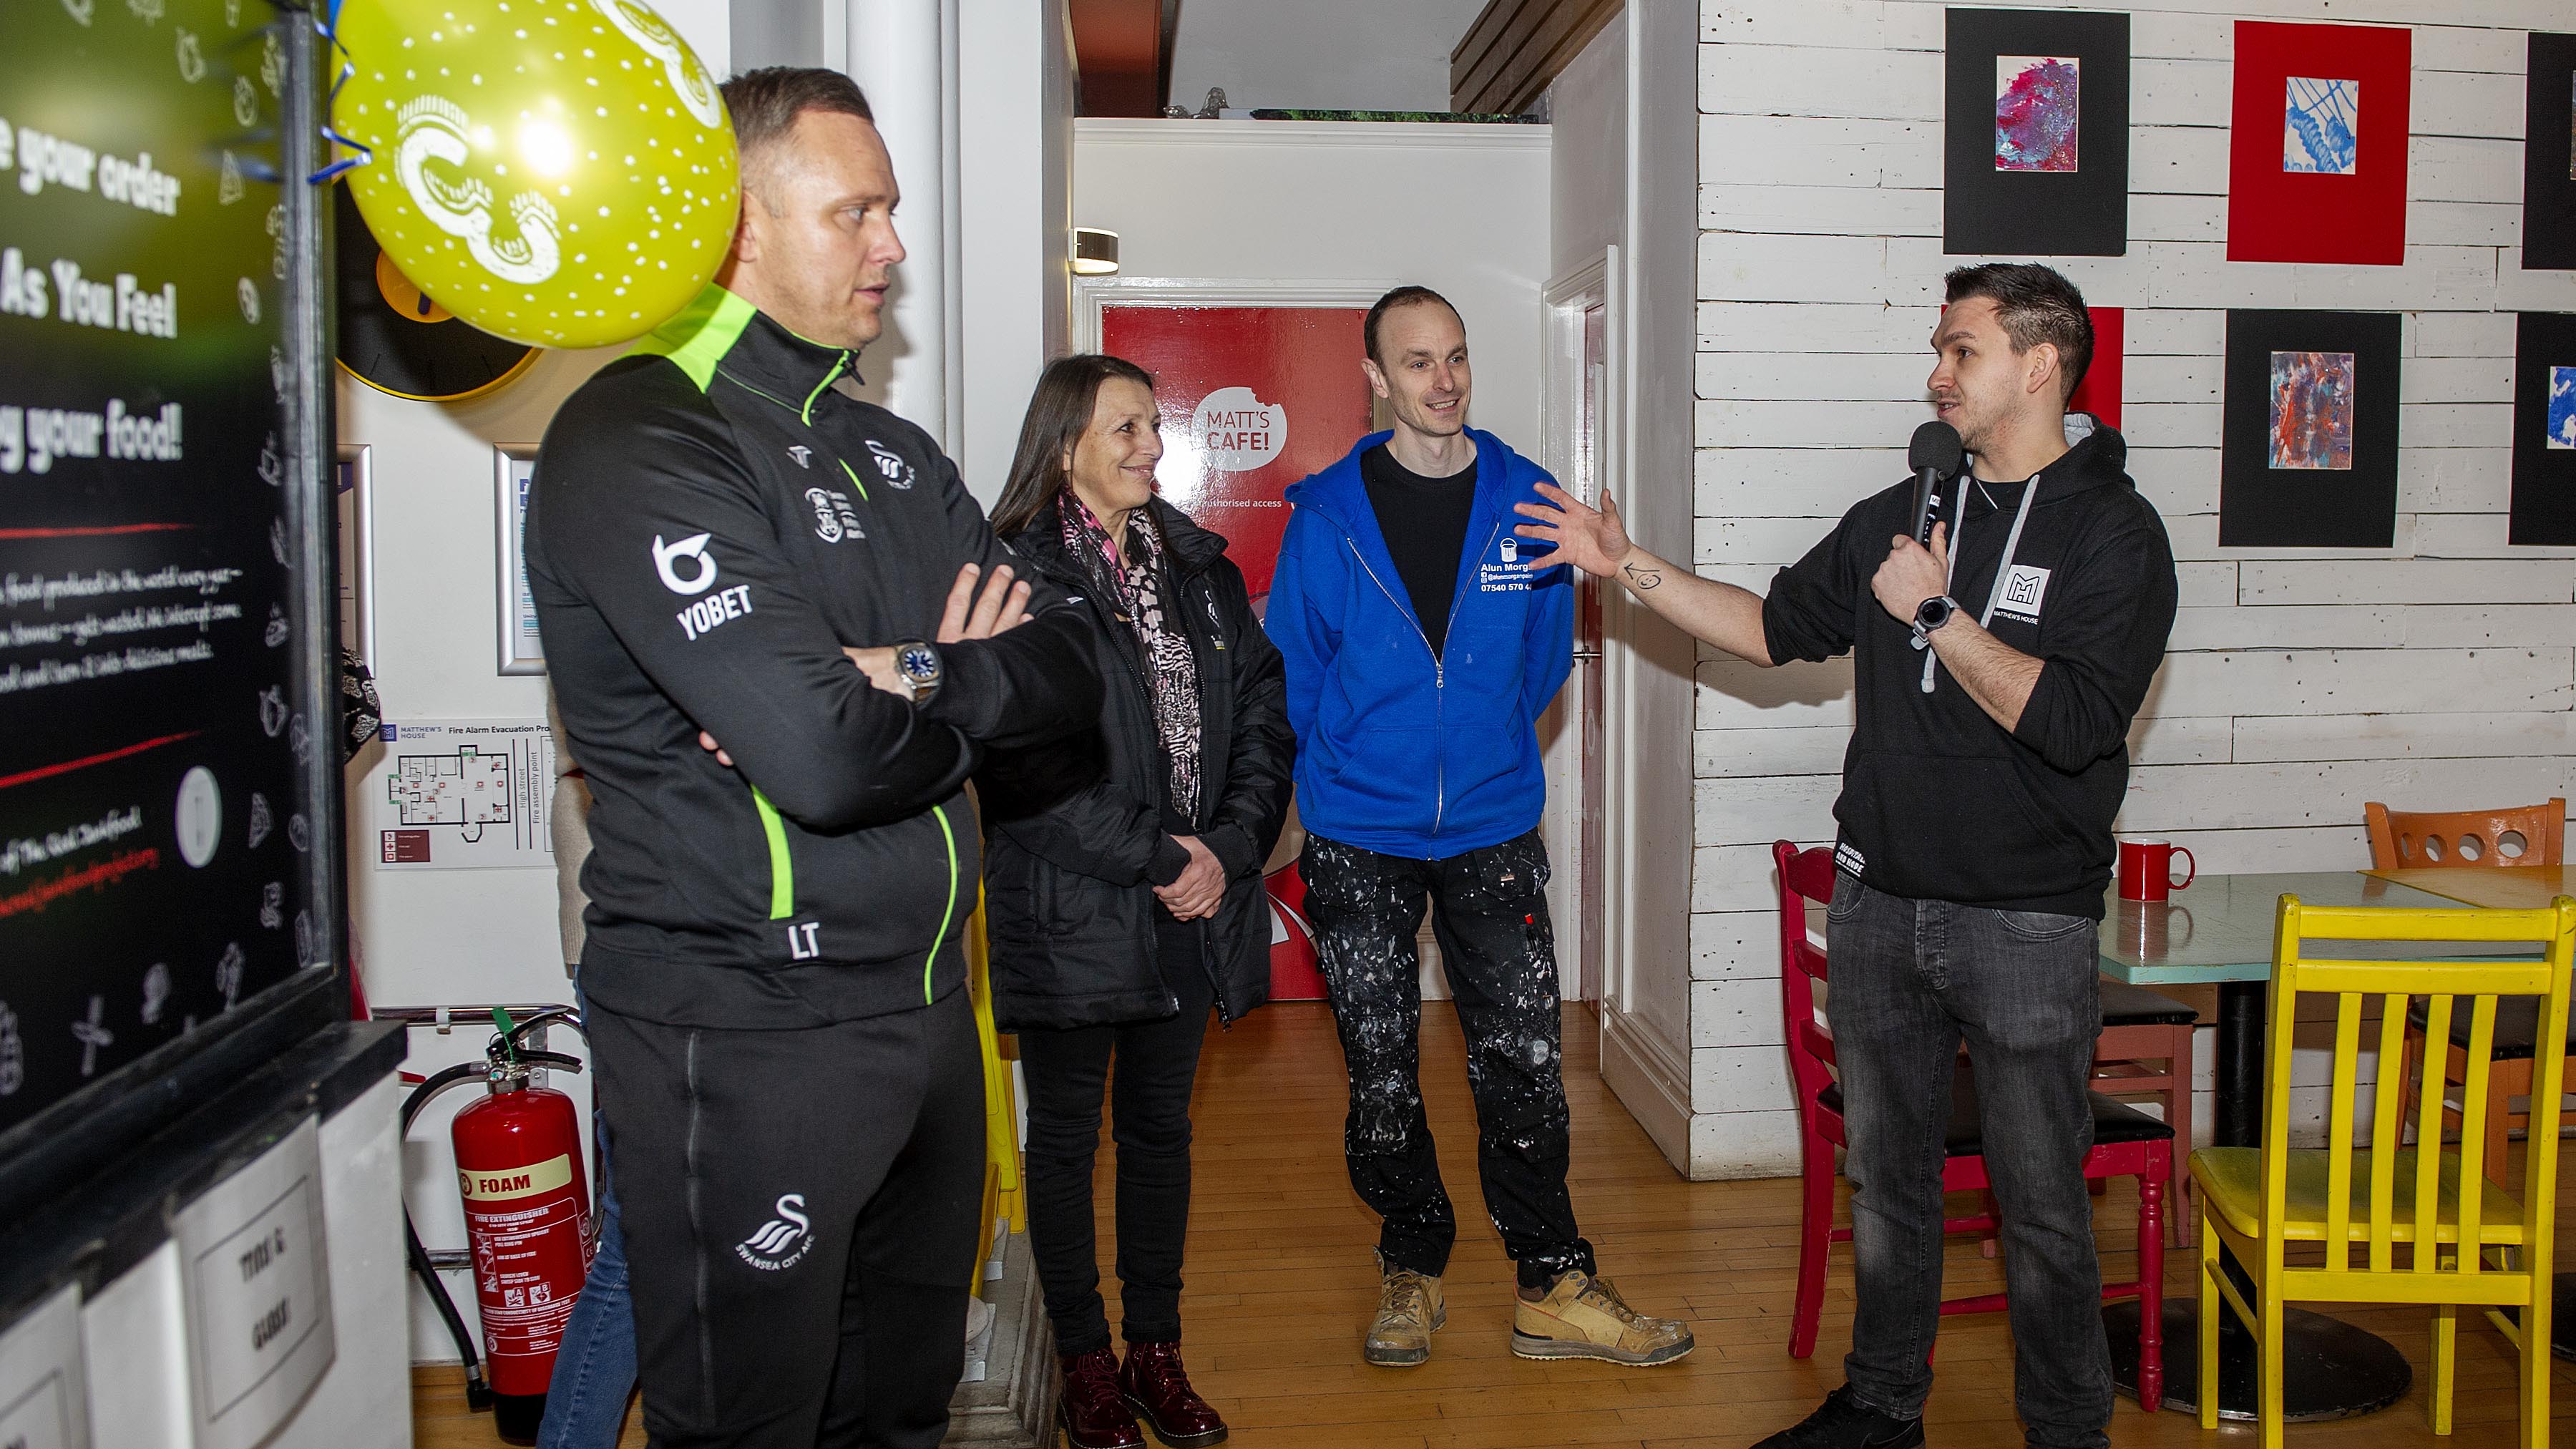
[1776,841,2171,1410]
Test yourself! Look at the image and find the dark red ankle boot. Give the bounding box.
[1118,1342,1228,1448]
[1059,1347,1144,1449]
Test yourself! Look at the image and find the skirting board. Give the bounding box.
[944,1230,1057,1447]
[1598,1002,1692,1176]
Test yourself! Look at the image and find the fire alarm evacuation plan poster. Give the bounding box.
[366,719,558,870]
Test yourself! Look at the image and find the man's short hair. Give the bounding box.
[718,67,875,210]
[1364,285,1461,366]
[1942,263,2092,402]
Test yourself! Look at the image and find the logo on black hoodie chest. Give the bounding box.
[1992,564,2050,623]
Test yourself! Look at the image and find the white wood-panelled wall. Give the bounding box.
[1687,0,2576,1177]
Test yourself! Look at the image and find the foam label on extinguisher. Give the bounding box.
[459,1148,591,1395]
[457,1153,575,1202]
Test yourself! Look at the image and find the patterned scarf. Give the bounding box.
[1060,491,1203,817]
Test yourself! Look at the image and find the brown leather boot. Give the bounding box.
[1058,1347,1144,1449]
[1118,1342,1228,1448]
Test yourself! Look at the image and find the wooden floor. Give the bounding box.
[415,1000,2576,1448]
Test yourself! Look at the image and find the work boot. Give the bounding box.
[1749,1386,1925,1448]
[1118,1342,1227,1448]
[1361,1250,1445,1367]
[1509,1269,1695,1366]
[1058,1347,1144,1449]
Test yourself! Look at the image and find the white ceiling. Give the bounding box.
[1165,0,1498,113]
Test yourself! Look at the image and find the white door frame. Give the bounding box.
[1538,253,1614,1004]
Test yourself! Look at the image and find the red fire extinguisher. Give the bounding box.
[402,1007,594,1445]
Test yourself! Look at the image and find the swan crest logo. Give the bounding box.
[592,0,725,130]
[394,96,563,286]
[736,1193,814,1271]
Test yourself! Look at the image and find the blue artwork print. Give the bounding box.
[1994,56,2079,172]
[2549,366,2576,451]
[2283,76,2361,175]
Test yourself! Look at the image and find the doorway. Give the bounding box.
[1538,265,1612,1005]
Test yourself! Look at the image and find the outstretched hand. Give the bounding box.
[1513,482,1631,580]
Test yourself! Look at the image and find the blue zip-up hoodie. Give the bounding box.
[1266,429,1574,859]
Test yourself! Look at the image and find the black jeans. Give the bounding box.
[587,985,983,1449]
[1825,872,2111,1449]
[1302,829,1591,1290]
[1020,917,1215,1356]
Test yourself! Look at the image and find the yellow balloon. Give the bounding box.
[331,0,740,349]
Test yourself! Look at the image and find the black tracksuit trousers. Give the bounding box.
[1302,828,1594,1289]
[587,982,984,1449]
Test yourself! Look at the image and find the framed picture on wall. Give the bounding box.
[2509,312,2576,543]
[2226,21,2412,265]
[335,444,374,672]
[2218,309,2403,548]
[1943,8,2131,256]
[2524,33,2576,271]
[492,444,542,675]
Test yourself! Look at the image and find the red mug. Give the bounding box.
[2118,840,2195,902]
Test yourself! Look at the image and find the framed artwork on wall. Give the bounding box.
[2524,33,2576,270]
[2068,306,2123,429]
[2226,21,2412,265]
[2509,313,2576,543]
[335,444,374,673]
[1943,8,2131,256]
[2218,310,2403,548]
[492,444,543,675]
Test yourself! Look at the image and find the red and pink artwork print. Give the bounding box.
[1996,56,2080,172]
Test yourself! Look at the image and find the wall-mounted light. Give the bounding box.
[1072,227,1121,276]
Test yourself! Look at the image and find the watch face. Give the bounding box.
[899,645,938,680]
[1918,597,1953,628]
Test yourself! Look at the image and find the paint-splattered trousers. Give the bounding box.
[1303,829,1594,1290]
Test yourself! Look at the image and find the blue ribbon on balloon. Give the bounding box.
[307,0,371,185]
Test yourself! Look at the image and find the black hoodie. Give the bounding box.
[1760,416,2177,919]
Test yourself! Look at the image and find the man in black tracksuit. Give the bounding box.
[1518,264,2177,1449]
[526,69,1098,1448]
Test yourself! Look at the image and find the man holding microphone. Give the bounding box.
[1517,263,2175,1449]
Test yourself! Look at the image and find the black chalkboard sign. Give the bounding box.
[0,0,341,1148]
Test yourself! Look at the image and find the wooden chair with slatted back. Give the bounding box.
[2190,896,2571,1448]
[2371,800,2575,1191]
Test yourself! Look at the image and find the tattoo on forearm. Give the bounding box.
[1622,562,1662,591]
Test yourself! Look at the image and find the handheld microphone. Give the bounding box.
[1907,420,1964,547]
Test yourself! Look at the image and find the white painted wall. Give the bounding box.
[1541,2,1704,1177]
[1072,118,1551,443]
[337,0,730,1365]
[1166,0,1495,114]
[957,0,1075,504]
[1690,0,2576,1176]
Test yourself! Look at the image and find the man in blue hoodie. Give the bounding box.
[1267,286,1694,1370]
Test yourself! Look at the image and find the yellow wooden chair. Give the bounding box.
[2190,896,2572,1448]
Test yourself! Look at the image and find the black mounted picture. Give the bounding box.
[2524,33,2576,270]
[2509,312,2576,543]
[1944,8,2131,256]
[2218,310,2404,548]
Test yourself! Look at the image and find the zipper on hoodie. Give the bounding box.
[1341,534,1465,838]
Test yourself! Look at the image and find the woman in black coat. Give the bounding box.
[982,355,1292,1449]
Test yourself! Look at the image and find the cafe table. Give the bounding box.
[2094,870,2474,1420]
[2358,864,2576,1361]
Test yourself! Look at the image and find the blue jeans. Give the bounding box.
[538,1123,637,1448]
[1825,872,2110,1449]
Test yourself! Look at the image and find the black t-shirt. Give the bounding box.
[1359,442,1476,656]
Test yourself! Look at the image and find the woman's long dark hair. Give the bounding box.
[990,353,1158,539]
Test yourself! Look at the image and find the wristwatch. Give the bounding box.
[891,640,942,704]
[1910,594,1961,648]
